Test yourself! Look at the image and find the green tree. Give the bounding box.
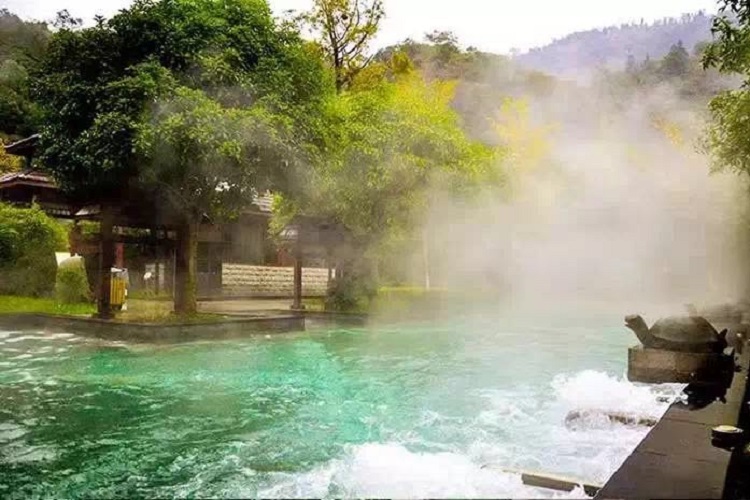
[0,9,50,138]
[0,137,23,173]
[300,0,384,92]
[424,30,462,71]
[33,0,333,315]
[625,53,637,73]
[660,40,690,78]
[283,66,503,302]
[702,1,750,175]
[0,203,63,297]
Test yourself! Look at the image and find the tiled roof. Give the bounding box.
[0,169,275,214]
[0,169,56,186]
[3,134,40,156]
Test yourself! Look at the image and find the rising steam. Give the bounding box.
[418,76,750,312]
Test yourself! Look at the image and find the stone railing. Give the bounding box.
[222,264,329,297]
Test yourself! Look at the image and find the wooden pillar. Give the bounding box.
[97,206,114,319]
[68,221,81,257]
[167,247,175,297]
[292,236,304,311]
[154,241,161,296]
[174,221,198,315]
[114,243,124,269]
[326,244,333,288]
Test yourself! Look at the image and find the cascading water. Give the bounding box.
[0,312,683,498]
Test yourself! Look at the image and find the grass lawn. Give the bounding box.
[303,286,453,314]
[0,296,226,324]
[302,297,326,311]
[0,296,96,316]
[117,299,227,324]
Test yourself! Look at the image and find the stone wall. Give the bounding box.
[222,264,329,297]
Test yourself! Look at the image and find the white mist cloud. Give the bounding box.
[421,80,750,311]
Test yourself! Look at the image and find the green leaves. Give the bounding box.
[704,2,750,75]
[135,85,303,220]
[703,89,750,175]
[0,10,48,137]
[300,0,384,92]
[701,1,750,178]
[0,203,63,297]
[34,0,332,216]
[300,71,502,253]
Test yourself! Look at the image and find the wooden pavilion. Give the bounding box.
[1,135,350,316]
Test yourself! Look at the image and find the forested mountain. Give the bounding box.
[516,12,714,79]
[0,9,50,171]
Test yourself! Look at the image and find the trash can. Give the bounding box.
[110,267,129,311]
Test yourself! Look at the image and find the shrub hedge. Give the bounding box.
[0,203,65,297]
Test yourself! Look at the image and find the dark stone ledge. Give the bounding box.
[596,350,749,499]
[0,313,306,343]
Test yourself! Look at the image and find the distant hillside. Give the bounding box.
[515,12,714,79]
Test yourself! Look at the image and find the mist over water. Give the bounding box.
[420,79,750,315]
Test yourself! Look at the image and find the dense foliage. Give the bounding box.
[34,0,332,205]
[703,1,750,175]
[271,58,504,290]
[300,0,384,92]
[0,9,49,140]
[32,0,327,205]
[32,0,335,313]
[0,9,50,173]
[55,256,91,304]
[0,203,64,297]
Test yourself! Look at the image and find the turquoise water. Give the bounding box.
[0,313,680,498]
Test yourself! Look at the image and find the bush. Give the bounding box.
[325,271,378,313]
[0,203,60,297]
[55,256,91,304]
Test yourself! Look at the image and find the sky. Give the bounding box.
[2,0,721,54]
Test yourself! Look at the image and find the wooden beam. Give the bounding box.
[96,205,114,319]
[482,465,602,497]
[292,239,304,310]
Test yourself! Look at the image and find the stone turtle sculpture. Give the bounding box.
[625,314,728,354]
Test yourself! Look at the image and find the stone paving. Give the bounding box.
[198,298,295,316]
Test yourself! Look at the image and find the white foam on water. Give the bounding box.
[0,330,19,340]
[2,444,57,464]
[0,422,28,442]
[257,443,554,499]
[250,370,681,498]
[551,370,683,419]
[47,332,83,342]
[4,335,43,343]
[9,353,33,360]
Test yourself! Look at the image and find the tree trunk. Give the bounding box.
[97,205,115,319]
[154,246,161,296]
[174,221,198,315]
[165,247,175,298]
[292,242,304,310]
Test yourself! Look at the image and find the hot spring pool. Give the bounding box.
[0,313,682,498]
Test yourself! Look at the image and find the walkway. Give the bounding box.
[595,349,749,499]
[198,298,296,316]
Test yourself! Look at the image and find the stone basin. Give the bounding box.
[628,346,735,385]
